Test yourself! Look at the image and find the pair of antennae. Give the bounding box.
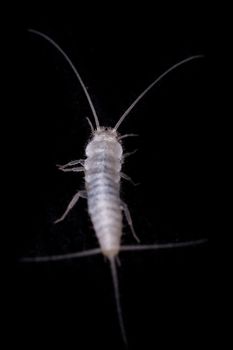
[28,29,203,132]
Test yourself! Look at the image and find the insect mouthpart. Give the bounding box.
[93,127,118,142]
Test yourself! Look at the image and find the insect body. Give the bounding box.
[55,128,129,259]
[52,120,138,345]
[85,129,123,257]
[27,29,205,346]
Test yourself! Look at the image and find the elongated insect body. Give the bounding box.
[26,29,206,346]
[85,128,123,258]
[55,127,128,342]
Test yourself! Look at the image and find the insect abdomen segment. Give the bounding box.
[85,128,123,258]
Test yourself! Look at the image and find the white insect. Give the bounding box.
[25,29,205,346]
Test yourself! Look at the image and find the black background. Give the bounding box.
[14,7,209,350]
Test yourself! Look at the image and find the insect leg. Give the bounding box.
[57,159,85,168]
[120,172,139,186]
[121,201,140,243]
[58,166,84,173]
[54,190,87,223]
[122,149,138,160]
[118,133,138,140]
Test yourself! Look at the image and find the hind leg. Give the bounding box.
[121,201,140,243]
[54,190,87,223]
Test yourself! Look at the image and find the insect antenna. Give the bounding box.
[28,29,100,130]
[109,256,128,346]
[113,55,204,131]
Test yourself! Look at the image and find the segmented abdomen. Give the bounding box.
[84,140,123,257]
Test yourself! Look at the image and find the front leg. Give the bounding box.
[58,166,84,173]
[56,159,85,169]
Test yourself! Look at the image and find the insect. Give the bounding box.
[25,29,206,346]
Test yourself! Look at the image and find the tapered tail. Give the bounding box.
[109,256,128,346]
